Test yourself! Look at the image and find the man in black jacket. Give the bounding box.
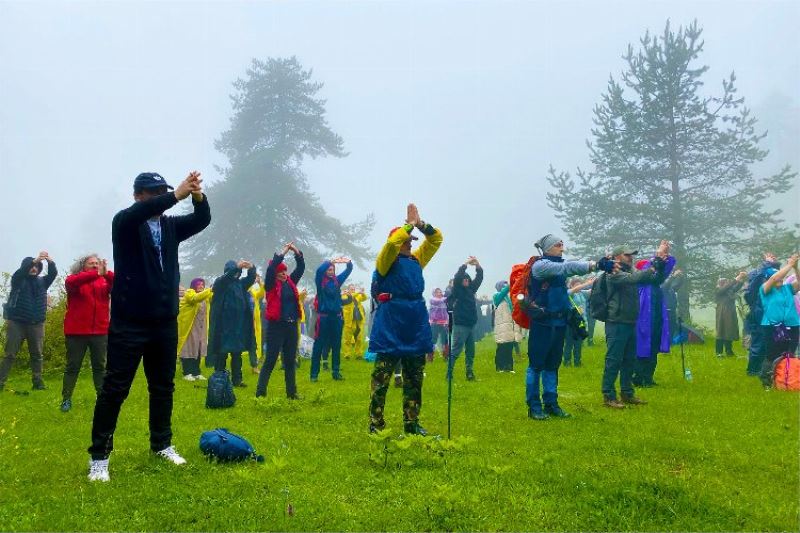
[446,256,483,381]
[87,171,210,482]
[0,252,57,391]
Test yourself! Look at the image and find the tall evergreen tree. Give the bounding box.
[185,57,374,279]
[547,21,796,314]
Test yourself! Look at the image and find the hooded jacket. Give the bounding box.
[64,268,114,335]
[5,257,57,324]
[264,253,305,322]
[209,263,257,355]
[450,264,484,327]
[315,260,353,315]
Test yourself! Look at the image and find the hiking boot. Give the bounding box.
[544,405,572,418]
[332,373,345,381]
[621,394,647,405]
[155,446,187,465]
[182,374,196,381]
[715,353,724,358]
[32,380,46,391]
[369,421,386,434]
[88,458,110,482]
[234,382,248,388]
[255,390,266,398]
[528,408,549,421]
[287,393,302,400]
[322,361,329,371]
[394,375,403,388]
[404,421,428,436]
[194,374,206,381]
[60,399,72,412]
[603,396,625,409]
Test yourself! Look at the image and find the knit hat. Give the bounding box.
[535,234,562,254]
[495,280,508,292]
[190,278,205,290]
[224,260,238,272]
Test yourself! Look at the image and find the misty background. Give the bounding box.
[1,0,798,296]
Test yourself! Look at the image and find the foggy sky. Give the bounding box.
[1,0,798,294]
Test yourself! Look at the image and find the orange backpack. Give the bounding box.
[509,256,540,329]
[773,354,800,391]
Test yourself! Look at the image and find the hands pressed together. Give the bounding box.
[174,171,203,202]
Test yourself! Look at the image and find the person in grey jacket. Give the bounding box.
[601,244,668,408]
[0,252,57,391]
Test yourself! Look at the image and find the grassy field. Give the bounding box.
[0,336,797,532]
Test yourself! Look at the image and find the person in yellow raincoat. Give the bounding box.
[245,274,266,374]
[177,278,213,381]
[341,284,368,359]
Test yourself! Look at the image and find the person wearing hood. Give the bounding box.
[524,234,614,420]
[631,241,677,388]
[256,242,305,399]
[428,287,449,360]
[177,277,212,381]
[0,252,58,391]
[368,203,442,435]
[446,256,484,381]
[209,259,257,387]
[310,256,353,382]
[88,171,210,482]
[493,280,515,373]
[341,284,368,360]
[715,272,747,357]
[759,254,800,389]
[744,252,782,376]
[60,254,112,412]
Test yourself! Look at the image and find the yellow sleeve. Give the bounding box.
[412,227,443,269]
[250,283,265,301]
[182,289,199,304]
[355,293,368,303]
[376,224,414,276]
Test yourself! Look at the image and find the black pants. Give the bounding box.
[62,334,107,400]
[88,318,177,460]
[761,325,800,387]
[256,321,298,397]
[715,339,734,355]
[180,358,201,376]
[215,352,243,385]
[495,342,514,371]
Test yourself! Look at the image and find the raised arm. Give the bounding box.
[471,265,484,293]
[531,259,592,280]
[173,193,212,243]
[337,261,353,285]
[114,193,179,232]
[240,265,257,289]
[290,251,305,284]
[265,254,283,290]
[42,259,57,289]
[376,225,412,276]
[411,225,443,269]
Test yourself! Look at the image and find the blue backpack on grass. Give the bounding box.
[199,428,264,462]
[206,370,236,409]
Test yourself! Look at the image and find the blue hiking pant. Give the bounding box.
[526,323,565,410]
[310,313,343,378]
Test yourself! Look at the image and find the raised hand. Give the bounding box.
[656,240,671,258]
[98,259,108,276]
[406,203,420,227]
[788,254,799,268]
[174,172,199,201]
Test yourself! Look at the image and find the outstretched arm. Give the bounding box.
[412,225,443,269]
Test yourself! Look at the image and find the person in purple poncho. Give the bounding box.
[631,240,676,388]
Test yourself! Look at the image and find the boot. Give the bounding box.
[621,393,647,405]
[543,404,572,418]
[393,375,403,388]
[404,421,428,436]
[603,395,625,409]
[528,405,549,420]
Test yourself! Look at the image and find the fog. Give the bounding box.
[1,0,798,293]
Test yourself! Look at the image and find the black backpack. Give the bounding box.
[206,370,236,409]
[588,273,612,322]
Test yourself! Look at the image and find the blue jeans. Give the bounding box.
[310,314,343,378]
[526,323,565,409]
[602,322,636,399]
[447,324,475,378]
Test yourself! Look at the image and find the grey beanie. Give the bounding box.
[535,234,562,254]
[495,280,508,292]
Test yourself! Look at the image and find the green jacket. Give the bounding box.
[606,264,658,324]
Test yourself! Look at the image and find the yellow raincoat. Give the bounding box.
[244,282,266,365]
[177,288,213,356]
[341,290,368,358]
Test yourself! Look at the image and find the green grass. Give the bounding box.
[0,336,797,532]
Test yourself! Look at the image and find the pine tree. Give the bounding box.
[547,21,796,314]
[184,57,374,280]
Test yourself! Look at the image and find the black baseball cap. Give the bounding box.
[134,172,174,191]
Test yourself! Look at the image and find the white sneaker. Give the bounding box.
[182,374,196,381]
[193,374,206,381]
[88,459,110,482]
[156,445,187,465]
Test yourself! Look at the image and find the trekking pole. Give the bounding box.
[678,316,692,382]
[447,310,454,440]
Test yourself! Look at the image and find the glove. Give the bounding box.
[596,257,615,273]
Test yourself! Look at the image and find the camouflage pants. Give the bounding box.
[369,354,425,427]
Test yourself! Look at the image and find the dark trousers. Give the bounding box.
[761,325,800,387]
[310,314,343,378]
[0,319,45,388]
[431,324,449,352]
[88,318,177,460]
[369,354,425,426]
[256,321,298,397]
[746,314,765,375]
[495,342,514,371]
[586,315,597,346]
[563,332,583,366]
[215,352,243,385]
[715,339,734,355]
[62,334,107,400]
[601,322,636,399]
[526,323,565,409]
[632,353,658,386]
[180,358,201,376]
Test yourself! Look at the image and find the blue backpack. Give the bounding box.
[199,428,264,462]
[206,370,236,409]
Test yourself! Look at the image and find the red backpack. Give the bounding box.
[773,353,800,391]
[509,256,540,329]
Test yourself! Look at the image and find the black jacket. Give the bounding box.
[110,193,211,322]
[4,257,57,324]
[450,265,483,327]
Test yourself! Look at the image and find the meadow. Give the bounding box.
[0,337,797,532]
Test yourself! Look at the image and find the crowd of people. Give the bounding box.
[1,171,798,483]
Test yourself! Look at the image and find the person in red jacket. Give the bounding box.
[255,242,305,399]
[61,254,114,412]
